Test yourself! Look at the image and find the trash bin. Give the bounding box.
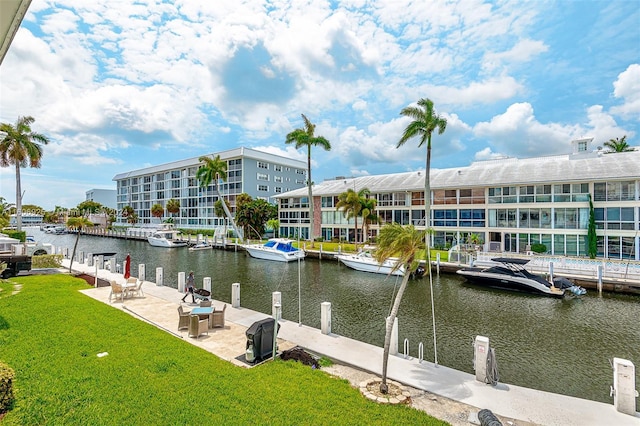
[245,318,280,362]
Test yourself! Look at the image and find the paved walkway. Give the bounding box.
[62,259,639,426]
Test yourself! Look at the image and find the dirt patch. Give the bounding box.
[280,347,320,368]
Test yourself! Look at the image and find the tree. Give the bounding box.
[0,116,50,232]
[396,98,446,366]
[360,196,379,244]
[285,114,331,244]
[196,155,244,242]
[267,219,280,238]
[587,194,597,259]
[67,216,93,273]
[604,135,634,153]
[166,198,180,217]
[336,188,369,244]
[151,203,164,221]
[397,98,447,235]
[76,200,103,215]
[121,206,134,223]
[236,199,277,239]
[0,197,14,227]
[374,223,426,393]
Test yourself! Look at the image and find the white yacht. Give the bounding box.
[242,238,305,262]
[147,225,187,248]
[335,251,405,276]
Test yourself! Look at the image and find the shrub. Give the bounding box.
[1,230,25,242]
[0,361,15,413]
[531,243,547,254]
[32,254,63,269]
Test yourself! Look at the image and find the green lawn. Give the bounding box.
[0,275,447,425]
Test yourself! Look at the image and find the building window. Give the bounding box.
[488,187,517,204]
[322,196,335,208]
[594,181,635,201]
[393,192,408,206]
[377,193,393,207]
[433,209,457,227]
[595,207,636,230]
[296,169,305,175]
[411,191,424,206]
[258,185,268,192]
[274,187,282,193]
[459,188,484,204]
[434,190,457,205]
[274,176,283,183]
[258,161,269,169]
[257,173,269,181]
[460,209,485,227]
[274,165,282,172]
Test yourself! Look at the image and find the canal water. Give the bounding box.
[36,229,639,404]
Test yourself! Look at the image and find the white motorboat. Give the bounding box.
[456,258,586,297]
[335,251,405,276]
[242,238,305,262]
[147,225,187,248]
[188,241,213,251]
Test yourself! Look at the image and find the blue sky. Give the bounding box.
[1,0,638,210]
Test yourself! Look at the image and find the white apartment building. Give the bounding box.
[113,147,306,229]
[276,139,640,260]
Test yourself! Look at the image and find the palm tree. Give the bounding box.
[196,155,243,242]
[151,203,164,222]
[0,197,14,227]
[121,206,134,223]
[397,98,447,232]
[166,198,180,218]
[267,219,280,238]
[67,216,93,273]
[336,188,365,243]
[397,97,446,366]
[0,116,50,232]
[604,135,634,153]
[360,196,379,244]
[374,223,426,393]
[285,114,331,244]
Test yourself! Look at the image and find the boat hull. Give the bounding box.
[243,246,305,262]
[148,237,187,248]
[456,268,564,298]
[336,254,404,276]
[188,244,213,251]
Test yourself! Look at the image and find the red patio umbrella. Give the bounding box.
[124,254,131,279]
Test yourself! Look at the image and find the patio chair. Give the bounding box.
[108,280,125,303]
[211,304,226,328]
[128,279,145,298]
[178,306,190,331]
[189,314,209,339]
[199,300,211,307]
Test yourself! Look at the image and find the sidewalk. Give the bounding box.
[63,259,639,426]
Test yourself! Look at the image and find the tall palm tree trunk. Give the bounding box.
[15,163,22,232]
[217,188,243,243]
[307,146,314,247]
[69,229,81,273]
[380,273,411,393]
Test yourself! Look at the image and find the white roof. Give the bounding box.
[112,147,305,181]
[277,150,640,197]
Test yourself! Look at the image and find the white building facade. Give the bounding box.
[112,147,306,229]
[276,141,640,260]
[85,188,117,209]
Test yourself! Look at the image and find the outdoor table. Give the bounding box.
[190,307,214,328]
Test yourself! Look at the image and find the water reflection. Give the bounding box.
[37,229,640,403]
